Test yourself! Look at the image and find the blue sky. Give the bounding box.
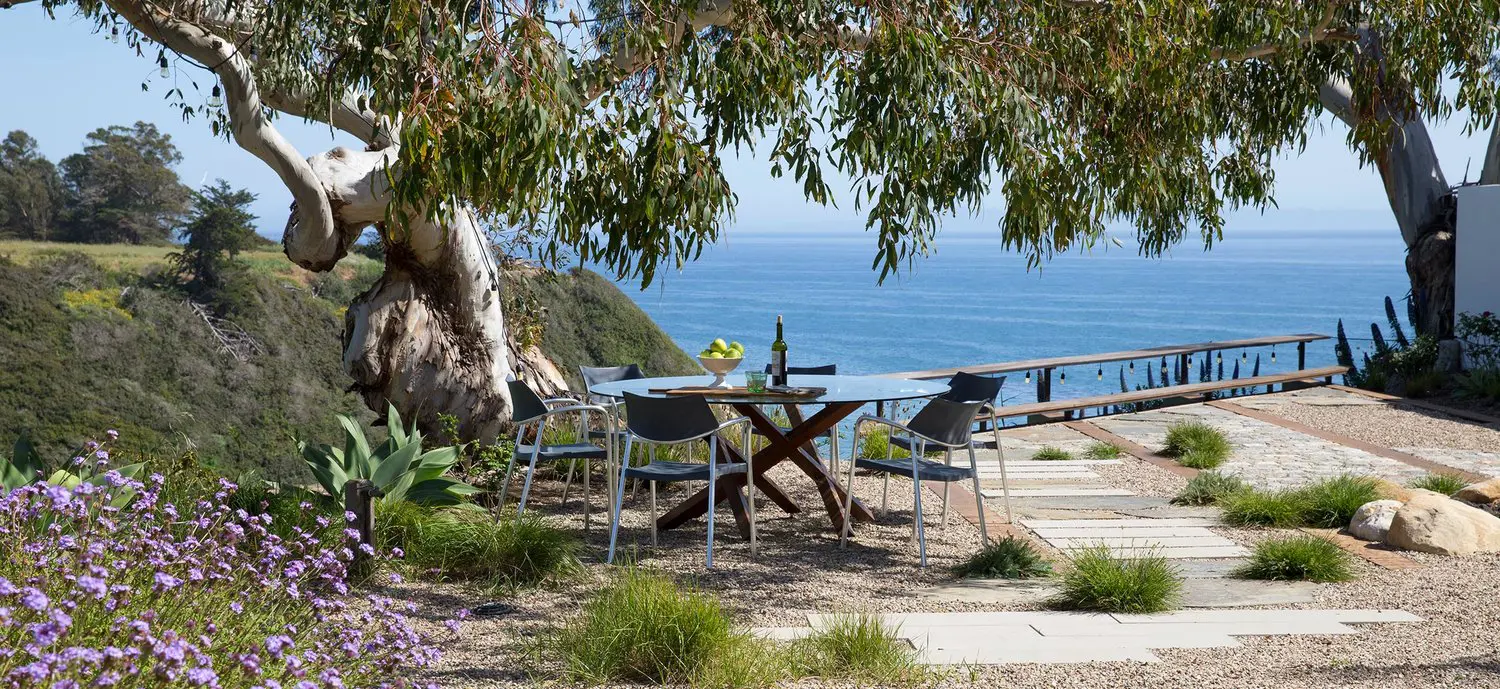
[1,5,1491,244]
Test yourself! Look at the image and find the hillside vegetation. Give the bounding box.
[0,242,693,481]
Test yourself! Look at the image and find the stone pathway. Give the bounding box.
[1091,404,1429,489]
[756,610,1423,664]
[1020,518,1249,559]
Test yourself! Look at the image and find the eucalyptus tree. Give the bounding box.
[6,0,1495,439]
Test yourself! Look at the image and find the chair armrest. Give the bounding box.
[716,416,752,432]
[543,397,578,407]
[851,413,913,435]
[517,404,610,425]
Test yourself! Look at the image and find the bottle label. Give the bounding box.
[772,352,786,384]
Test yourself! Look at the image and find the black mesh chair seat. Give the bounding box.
[515,442,608,461]
[854,457,975,482]
[624,460,750,483]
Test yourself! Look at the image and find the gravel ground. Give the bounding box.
[384,410,1500,689]
[1252,390,1500,453]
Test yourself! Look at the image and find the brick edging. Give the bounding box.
[1063,420,1200,479]
[1206,400,1489,484]
[1298,527,1422,570]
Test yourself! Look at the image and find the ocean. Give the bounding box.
[605,228,1408,405]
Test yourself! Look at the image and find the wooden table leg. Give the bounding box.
[657,402,875,535]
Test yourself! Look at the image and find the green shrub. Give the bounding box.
[1031,446,1074,461]
[788,614,921,684]
[1220,489,1308,528]
[1083,441,1125,459]
[857,426,911,459]
[1161,421,1231,469]
[1457,367,1500,402]
[1235,536,1354,583]
[1171,471,1248,506]
[378,504,580,587]
[1298,475,1381,529]
[1409,472,1469,497]
[1052,546,1182,614]
[1402,370,1447,398]
[954,536,1053,579]
[550,567,747,685]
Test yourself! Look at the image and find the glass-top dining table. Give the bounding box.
[587,373,950,537]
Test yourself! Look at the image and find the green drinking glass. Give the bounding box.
[745,371,768,393]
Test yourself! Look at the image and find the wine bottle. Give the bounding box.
[770,315,788,387]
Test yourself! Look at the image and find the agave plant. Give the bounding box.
[299,403,478,506]
[3,434,145,507]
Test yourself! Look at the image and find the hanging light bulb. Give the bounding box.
[1097,364,1103,380]
[159,54,170,78]
[1242,350,1248,362]
[1024,370,1031,385]
[207,84,223,107]
[1059,370,1067,384]
[1128,361,1135,373]
[1271,346,1277,363]
[1216,352,1223,365]
[110,26,119,43]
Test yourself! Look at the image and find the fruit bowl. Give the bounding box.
[697,355,743,389]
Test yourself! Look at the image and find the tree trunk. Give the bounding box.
[292,146,565,442]
[1319,76,1455,337]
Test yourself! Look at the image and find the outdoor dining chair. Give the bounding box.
[754,363,842,473]
[839,396,996,567]
[580,364,645,512]
[497,379,610,531]
[884,372,1013,524]
[607,392,755,568]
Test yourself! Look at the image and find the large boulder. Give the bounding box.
[1454,477,1500,505]
[1348,500,1403,542]
[1373,479,1415,503]
[1386,489,1500,556]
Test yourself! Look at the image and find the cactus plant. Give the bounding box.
[298,403,478,506]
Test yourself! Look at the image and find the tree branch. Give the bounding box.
[1211,2,1355,61]
[104,0,345,270]
[1481,119,1500,185]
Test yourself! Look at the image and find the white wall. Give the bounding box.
[1455,185,1500,321]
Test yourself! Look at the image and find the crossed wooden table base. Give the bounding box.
[657,401,877,538]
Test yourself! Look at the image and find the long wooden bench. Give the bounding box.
[994,365,1348,421]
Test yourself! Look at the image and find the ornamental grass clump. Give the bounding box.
[1161,421,1231,469]
[1409,472,1468,497]
[1297,474,1382,528]
[1236,536,1355,583]
[551,567,747,685]
[1083,441,1126,459]
[1052,546,1182,614]
[1220,488,1308,528]
[1030,446,1074,461]
[0,434,441,689]
[1171,471,1248,506]
[954,537,1053,579]
[787,614,922,685]
[381,504,580,588]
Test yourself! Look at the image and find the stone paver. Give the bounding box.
[1023,518,1250,559]
[1177,578,1318,607]
[1091,405,1428,489]
[765,609,1423,665]
[990,487,1135,498]
[1394,447,1500,478]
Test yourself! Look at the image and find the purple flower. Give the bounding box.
[152,573,183,592]
[264,635,294,659]
[186,667,218,686]
[19,587,49,611]
[106,429,119,441]
[77,576,107,599]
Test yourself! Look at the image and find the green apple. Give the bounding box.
[703,351,724,359]
[729,341,744,352]
[699,349,715,357]
[721,349,741,359]
[709,338,728,353]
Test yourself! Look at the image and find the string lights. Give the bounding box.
[1024,370,1031,385]
[110,26,119,43]
[158,53,170,78]
[1060,370,1067,384]
[1271,346,1277,363]
[207,84,223,107]
[1097,364,1103,380]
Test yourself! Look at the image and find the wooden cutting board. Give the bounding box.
[647,386,827,399]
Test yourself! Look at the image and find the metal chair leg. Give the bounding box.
[606,436,635,564]
[941,448,953,529]
[560,458,576,507]
[967,443,990,545]
[649,478,658,547]
[744,424,756,558]
[840,420,863,548]
[992,410,1014,524]
[583,458,591,533]
[912,439,928,567]
[496,423,525,513]
[881,424,893,511]
[517,417,548,516]
[706,435,718,569]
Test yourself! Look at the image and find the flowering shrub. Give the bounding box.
[0,436,443,689]
[1457,310,1500,369]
